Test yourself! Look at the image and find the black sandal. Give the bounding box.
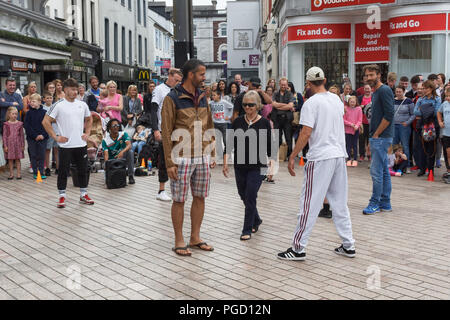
[252,221,263,233]
[240,234,251,241]
[172,246,192,256]
[8,176,14,180]
[189,242,214,251]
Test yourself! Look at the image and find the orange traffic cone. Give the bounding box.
[299,157,305,166]
[36,171,43,183]
[141,158,146,168]
[427,170,434,182]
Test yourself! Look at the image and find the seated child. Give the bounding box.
[388,144,407,176]
[131,125,150,156]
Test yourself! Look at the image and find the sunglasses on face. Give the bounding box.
[243,103,257,108]
[111,124,121,128]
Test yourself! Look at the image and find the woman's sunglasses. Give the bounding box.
[243,103,257,108]
[111,124,121,129]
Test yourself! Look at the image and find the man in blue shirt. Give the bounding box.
[363,64,395,215]
[0,78,24,133]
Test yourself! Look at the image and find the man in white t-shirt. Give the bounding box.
[42,78,93,209]
[151,68,182,202]
[277,67,355,261]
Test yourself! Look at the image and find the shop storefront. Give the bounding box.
[137,67,151,93]
[98,61,136,93]
[276,0,450,92]
[0,55,42,94]
[69,39,103,87]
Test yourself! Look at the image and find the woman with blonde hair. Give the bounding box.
[22,81,38,114]
[223,90,275,240]
[98,80,123,123]
[53,79,65,101]
[121,84,143,126]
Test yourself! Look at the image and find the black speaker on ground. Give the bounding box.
[105,159,127,189]
[70,164,91,188]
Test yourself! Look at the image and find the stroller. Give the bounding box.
[87,112,106,173]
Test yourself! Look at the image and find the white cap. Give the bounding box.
[306,67,325,81]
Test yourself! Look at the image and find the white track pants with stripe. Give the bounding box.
[291,157,355,252]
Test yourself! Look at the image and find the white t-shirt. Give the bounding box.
[300,91,348,161]
[47,99,91,148]
[152,82,171,131]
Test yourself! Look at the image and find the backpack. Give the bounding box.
[422,123,436,142]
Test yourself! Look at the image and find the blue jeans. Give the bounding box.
[393,124,412,166]
[132,141,146,155]
[369,137,393,208]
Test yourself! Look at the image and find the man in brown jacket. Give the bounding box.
[161,59,216,257]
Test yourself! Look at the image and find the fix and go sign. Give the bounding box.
[389,13,447,35]
[355,21,389,63]
[311,0,395,12]
[285,23,351,42]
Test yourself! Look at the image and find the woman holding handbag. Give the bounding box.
[121,85,143,127]
[393,86,415,172]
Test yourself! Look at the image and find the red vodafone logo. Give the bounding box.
[313,0,323,8]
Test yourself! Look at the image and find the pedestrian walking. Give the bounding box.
[42,78,93,209]
[362,64,395,215]
[151,68,183,202]
[223,90,274,240]
[277,67,355,261]
[161,59,216,257]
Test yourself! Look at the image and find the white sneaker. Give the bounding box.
[156,191,172,202]
[28,167,33,174]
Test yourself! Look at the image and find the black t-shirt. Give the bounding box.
[227,116,273,169]
[271,90,294,118]
[233,91,267,117]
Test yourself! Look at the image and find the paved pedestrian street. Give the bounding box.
[0,162,449,300]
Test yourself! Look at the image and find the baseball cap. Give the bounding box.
[249,77,262,87]
[306,67,325,81]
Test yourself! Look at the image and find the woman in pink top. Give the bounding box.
[99,81,123,123]
[344,96,362,167]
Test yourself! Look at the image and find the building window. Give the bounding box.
[114,23,118,62]
[137,0,141,24]
[91,1,96,43]
[143,0,146,27]
[193,46,198,59]
[122,27,126,64]
[129,30,132,65]
[121,0,125,6]
[145,38,148,66]
[128,0,131,10]
[193,24,197,37]
[104,18,110,60]
[218,22,227,37]
[138,35,142,65]
[217,44,227,62]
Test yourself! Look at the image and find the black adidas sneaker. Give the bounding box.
[334,245,355,258]
[277,248,306,261]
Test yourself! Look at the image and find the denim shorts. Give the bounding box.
[46,137,58,150]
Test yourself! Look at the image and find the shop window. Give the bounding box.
[105,18,110,60]
[304,42,349,88]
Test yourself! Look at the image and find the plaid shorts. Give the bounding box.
[170,157,211,203]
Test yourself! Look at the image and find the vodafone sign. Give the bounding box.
[285,23,351,43]
[311,0,395,12]
[388,13,447,36]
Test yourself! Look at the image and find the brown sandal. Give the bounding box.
[189,242,214,251]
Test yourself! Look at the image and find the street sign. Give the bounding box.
[155,61,164,67]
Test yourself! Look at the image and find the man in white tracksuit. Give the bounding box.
[277,67,355,261]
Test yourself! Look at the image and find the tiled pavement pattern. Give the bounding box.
[0,160,449,300]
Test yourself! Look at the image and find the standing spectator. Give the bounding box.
[277,67,355,261]
[271,78,295,160]
[204,85,212,104]
[211,82,218,93]
[151,68,183,202]
[42,78,93,209]
[261,86,274,124]
[0,78,24,129]
[223,90,274,240]
[399,76,409,91]
[437,73,446,99]
[387,72,397,95]
[161,59,216,256]
[217,80,227,98]
[414,80,441,177]
[406,75,422,103]
[287,82,304,112]
[44,82,56,98]
[356,75,368,97]
[53,79,65,102]
[267,79,276,91]
[234,74,248,93]
[428,74,439,94]
[102,118,135,185]
[22,81,38,115]
[100,81,123,123]
[143,80,156,114]
[358,84,372,161]
[344,96,362,167]
[210,90,233,158]
[225,81,240,105]
[77,84,88,103]
[233,77,272,120]
[3,107,24,180]
[363,64,395,215]
[437,86,450,183]
[393,86,415,171]
[121,85,143,127]
[340,83,355,104]
[24,93,48,179]
[86,76,101,100]
[41,91,58,176]
[412,82,426,172]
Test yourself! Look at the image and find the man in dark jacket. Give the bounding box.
[0,78,24,133]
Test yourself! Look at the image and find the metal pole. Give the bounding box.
[173,0,194,68]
